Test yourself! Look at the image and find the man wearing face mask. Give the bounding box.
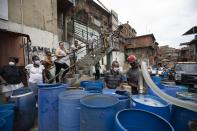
[25,55,45,96]
[0,57,24,102]
[127,55,142,94]
[104,61,124,89]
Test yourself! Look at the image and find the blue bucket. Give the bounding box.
[131,95,171,122]
[0,110,14,131]
[58,90,87,131]
[114,109,174,131]
[102,89,130,110]
[38,83,67,131]
[0,119,6,131]
[80,94,119,131]
[10,87,35,131]
[0,103,15,111]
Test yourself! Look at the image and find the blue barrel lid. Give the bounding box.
[102,89,130,100]
[176,92,197,103]
[38,83,67,90]
[11,87,33,98]
[132,95,169,107]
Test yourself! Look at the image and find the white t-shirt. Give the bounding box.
[55,47,69,65]
[25,64,45,83]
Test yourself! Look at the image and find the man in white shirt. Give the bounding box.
[54,41,70,83]
[88,32,97,56]
[69,40,83,73]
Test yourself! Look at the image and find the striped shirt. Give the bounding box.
[104,69,124,89]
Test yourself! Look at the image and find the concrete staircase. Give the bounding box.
[63,19,119,86]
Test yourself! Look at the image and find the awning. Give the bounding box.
[180,39,197,46]
[183,26,197,35]
[180,42,190,46]
[0,29,30,41]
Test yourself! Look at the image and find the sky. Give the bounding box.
[99,0,197,48]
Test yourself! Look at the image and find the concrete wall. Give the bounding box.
[8,0,58,34]
[0,20,58,48]
[0,0,59,64]
[112,51,125,67]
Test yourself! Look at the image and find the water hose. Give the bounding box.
[141,61,197,112]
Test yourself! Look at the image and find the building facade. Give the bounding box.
[125,34,158,66]
[0,0,59,66]
[158,45,179,67]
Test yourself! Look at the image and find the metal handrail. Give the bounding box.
[46,43,106,83]
[45,18,120,83]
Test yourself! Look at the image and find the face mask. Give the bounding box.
[9,62,15,66]
[34,60,40,65]
[113,67,120,72]
[130,62,137,68]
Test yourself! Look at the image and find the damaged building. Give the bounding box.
[125,34,159,66]
[0,0,137,76]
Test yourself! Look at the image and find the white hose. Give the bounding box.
[141,61,197,112]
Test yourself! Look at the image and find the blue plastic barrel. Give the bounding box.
[10,87,35,131]
[80,94,119,131]
[162,85,184,97]
[171,92,197,131]
[0,110,14,131]
[131,95,171,122]
[171,105,197,131]
[38,83,67,131]
[58,90,87,131]
[0,119,6,131]
[0,103,15,111]
[176,92,197,102]
[80,81,104,91]
[80,81,90,87]
[102,89,130,110]
[114,109,174,131]
[152,76,163,85]
[148,84,184,97]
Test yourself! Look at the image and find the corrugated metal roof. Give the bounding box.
[183,26,197,35]
[92,0,110,13]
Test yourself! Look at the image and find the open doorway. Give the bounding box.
[0,30,30,86]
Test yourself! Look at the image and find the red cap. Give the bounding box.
[127,55,137,63]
